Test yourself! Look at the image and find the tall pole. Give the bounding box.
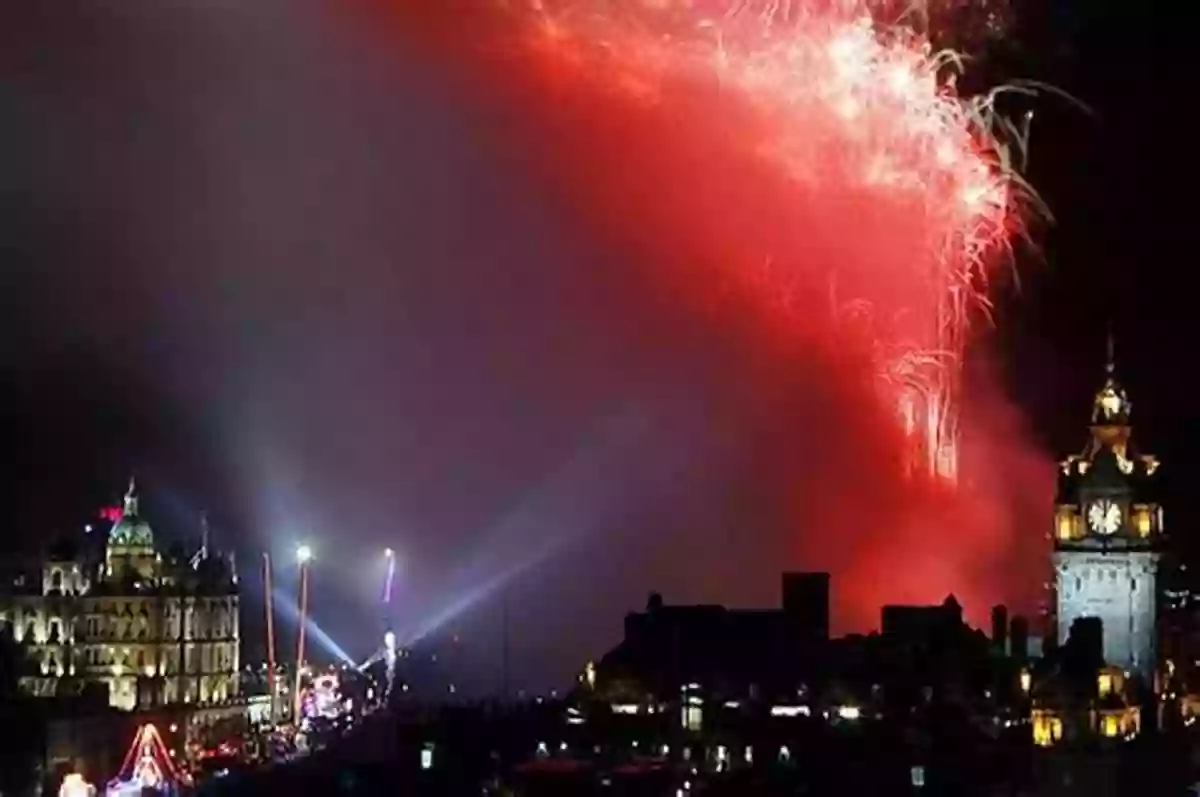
[382,549,397,701]
[263,553,277,722]
[293,545,313,723]
[501,588,510,702]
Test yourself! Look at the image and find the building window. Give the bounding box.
[1056,511,1074,540]
[1032,712,1063,747]
[1101,714,1120,737]
[1132,506,1152,537]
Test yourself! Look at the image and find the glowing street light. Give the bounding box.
[293,543,313,722]
[381,548,397,606]
[263,553,278,722]
[381,548,398,701]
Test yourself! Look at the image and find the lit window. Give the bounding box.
[1101,715,1120,737]
[1057,512,1074,540]
[1032,712,1062,747]
[1135,508,1152,537]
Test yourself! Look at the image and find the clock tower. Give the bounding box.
[1053,338,1163,683]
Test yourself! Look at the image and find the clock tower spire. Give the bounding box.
[1052,334,1163,684]
[1090,324,1131,430]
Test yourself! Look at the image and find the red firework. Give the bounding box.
[347,0,1047,627]
[502,0,1029,483]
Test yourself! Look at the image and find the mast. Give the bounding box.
[263,553,277,722]
[293,545,313,722]
[382,549,397,700]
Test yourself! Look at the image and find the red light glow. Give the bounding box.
[349,0,1052,628]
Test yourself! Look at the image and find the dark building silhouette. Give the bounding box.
[880,595,963,648]
[781,572,829,642]
[991,605,1009,653]
[598,573,831,699]
[1066,617,1104,673]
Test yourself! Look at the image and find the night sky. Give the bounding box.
[0,2,1190,692]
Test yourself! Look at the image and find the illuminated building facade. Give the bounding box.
[0,480,240,711]
[1052,345,1164,684]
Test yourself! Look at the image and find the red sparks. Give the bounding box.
[510,0,1024,484]
[349,0,1048,629]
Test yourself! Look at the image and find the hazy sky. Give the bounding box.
[1,1,1192,691]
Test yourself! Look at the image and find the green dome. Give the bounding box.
[108,478,154,548]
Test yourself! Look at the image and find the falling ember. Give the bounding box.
[493,0,1029,484]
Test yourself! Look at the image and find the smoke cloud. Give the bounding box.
[3,0,1053,688]
[351,0,1055,633]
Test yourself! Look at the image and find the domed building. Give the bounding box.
[0,479,241,712]
[104,479,158,584]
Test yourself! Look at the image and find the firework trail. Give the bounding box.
[494,0,1030,483]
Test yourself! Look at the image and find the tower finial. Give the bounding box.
[1105,321,1115,376]
[123,475,139,517]
[200,510,210,559]
[1092,324,1131,425]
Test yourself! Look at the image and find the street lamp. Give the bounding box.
[381,548,398,701]
[293,544,313,722]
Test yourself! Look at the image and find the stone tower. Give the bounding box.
[1053,335,1164,684]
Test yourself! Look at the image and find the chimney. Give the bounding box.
[991,605,1009,653]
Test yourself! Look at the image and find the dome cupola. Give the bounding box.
[108,477,153,548]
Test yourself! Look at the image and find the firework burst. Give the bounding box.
[500,0,1033,483]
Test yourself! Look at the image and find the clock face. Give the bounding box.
[1087,500,1122,536]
